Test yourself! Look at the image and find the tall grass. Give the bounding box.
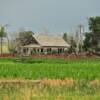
[0,58,100,99]
[0,79,100,100]
[0,58,100,80]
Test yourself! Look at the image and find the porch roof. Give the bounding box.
[21,44,41,48]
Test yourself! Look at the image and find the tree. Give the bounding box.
[63,33,68,42]
[18,31,34,46]
[12,30,34,55]
[68,37,77,54]
[88,16,100,51]
[0,26,6,54]
[83,32,92,51]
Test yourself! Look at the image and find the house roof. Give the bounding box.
[33,34,70,47]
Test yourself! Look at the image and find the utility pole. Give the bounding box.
[75,28,80,54]
[78,24,84,53]
[4,24,10,52]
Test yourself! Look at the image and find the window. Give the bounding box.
[37,49,39,53]
[47,48,51,52]
[58,48,63,53]
[47,48,52,54]
[41,48,43,52]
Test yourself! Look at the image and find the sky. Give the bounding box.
[0,0,100,34]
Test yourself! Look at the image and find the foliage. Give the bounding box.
[18,31,34,46]
[68,37,76,53]
[89,16,100,33]
[0,79,100,99]
[0,58,100,99]
[0,26,6,37]
[88,16,100,51]
[83,32,93,51]
[0,58,100,80]
[9,31,34,54]
[0,26,7,54]
[63,33,68,42]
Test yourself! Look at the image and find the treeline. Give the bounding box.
[63,16,100,55]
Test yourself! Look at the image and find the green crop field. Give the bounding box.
[0,57,100,100]
[0,58,100,80]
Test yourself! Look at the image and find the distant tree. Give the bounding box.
[88,16,100,51]
[68,37,77,54]
[0,26,6,54]
[63,33,68,42]
[83,32,92,51]
[18,31,34,46]
[12,30,35,55]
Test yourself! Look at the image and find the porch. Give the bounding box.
[20,44,68,56]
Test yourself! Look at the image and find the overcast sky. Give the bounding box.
[0,0,100,34]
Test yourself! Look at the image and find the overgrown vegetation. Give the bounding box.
[0,80,100,100]
[0,58,100,99]
[0,58,99,80]
[83,16,100,53]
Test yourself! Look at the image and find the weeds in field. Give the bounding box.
[0,58,100,99]
[0,79,100,100]
[0,58,100,80]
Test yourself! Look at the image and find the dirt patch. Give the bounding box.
[0,79,41,85]
[0,79,100,88]
[0,78,75,87]
[41,78,75,87]
[90,80,100,88]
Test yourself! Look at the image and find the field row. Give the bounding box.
[0,58,100,80]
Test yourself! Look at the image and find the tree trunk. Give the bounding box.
[0,37,3,54]
[6,35,9,52]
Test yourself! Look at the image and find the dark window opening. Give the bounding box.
[47,48,51,52]
[58,48,63,53]
[47,48,52,54]
[41,48,43,52]
[37,49,39,52]
[23,48,28,54]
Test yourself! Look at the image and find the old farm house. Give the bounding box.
[20,34,70,56]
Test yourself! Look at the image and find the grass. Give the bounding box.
[0,79,100,100]
[0,58,100,80]
[0,57,100,99]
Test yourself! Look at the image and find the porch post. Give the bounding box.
[28,48,31,55]
[44,48,47,54]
